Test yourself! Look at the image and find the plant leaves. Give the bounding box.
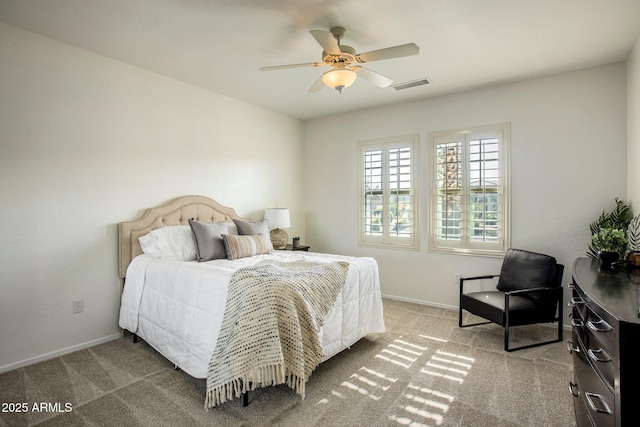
[587,198,634,258]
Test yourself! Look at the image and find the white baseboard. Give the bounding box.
[381,293,458,311]
[0,333,122,374]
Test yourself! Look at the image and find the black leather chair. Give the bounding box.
[458,248,564,352]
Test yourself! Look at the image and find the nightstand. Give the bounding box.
[283,244,310,251]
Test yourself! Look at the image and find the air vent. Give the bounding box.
[392,78,431,91]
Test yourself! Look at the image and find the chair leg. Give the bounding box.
[504,325,510,352]
[557,294,564,342]
[505,320,564,352]
[458,281,465,328]
[506,296,564,352]
[558,319,563,342]
[459,279,492,329]
[505,295,511,351]
[458,308,492,329]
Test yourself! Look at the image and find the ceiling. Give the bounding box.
[1,0,640,120]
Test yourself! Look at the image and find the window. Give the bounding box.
[359,135,419,249]
[429,123,510,256]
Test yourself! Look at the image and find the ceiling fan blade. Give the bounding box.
[307,75,325,93]
[353,66,393,88]
[356,43,419,63]
[309,30,341,55]
[260,62,326,71]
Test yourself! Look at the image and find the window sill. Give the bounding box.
[358,241,420,251]
[428,246,506,258]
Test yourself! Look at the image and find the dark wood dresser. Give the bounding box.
[569,258,640,427]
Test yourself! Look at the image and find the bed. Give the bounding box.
[118,195,385,407]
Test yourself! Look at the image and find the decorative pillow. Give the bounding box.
[138,225,198,261]
[222,234,272,260]
[188,219,228,262]
[233,219,273,250]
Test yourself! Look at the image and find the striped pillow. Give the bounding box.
[222,234,272,260]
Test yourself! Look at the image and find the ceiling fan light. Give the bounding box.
[322,69,357,93]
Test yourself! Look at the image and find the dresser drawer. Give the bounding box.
[573,338,615,427]
[570,290,588,325]
[584,307,615,358]
[571,286,616,353]
[571,385,596,427]
[571,286,616,390]
[578,331,615,392]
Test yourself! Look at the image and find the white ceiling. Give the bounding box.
[2,0,640,120]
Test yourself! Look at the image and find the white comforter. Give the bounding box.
[119,251,385,378]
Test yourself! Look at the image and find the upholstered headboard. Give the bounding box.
[118,195,248,278]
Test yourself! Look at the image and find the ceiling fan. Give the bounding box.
[259,27,419,93]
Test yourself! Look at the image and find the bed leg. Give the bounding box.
[174,364,179,370]
[132,333,138,343]
[242,391,249,407]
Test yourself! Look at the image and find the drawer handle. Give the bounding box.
[568,297,584,308]
[585,392,612,414]
[568,381,579,397]
[587,319,613,333]
[587,348,612,363]
[566,341,580,354]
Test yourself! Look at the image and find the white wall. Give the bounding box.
[304,63,628,313]
[0,23,304,371]
[628,36,640,206]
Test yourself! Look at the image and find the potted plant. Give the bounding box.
[591,228,627,272]
[587,198,633,259]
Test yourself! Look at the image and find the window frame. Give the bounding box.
[358,134,420,250]
[428,123,510,257]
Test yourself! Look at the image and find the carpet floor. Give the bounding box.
[0,298,576,427]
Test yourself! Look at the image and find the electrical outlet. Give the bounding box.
[73,299,84,314]
[454,273,461,284]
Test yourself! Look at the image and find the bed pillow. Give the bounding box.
[233,219,273,250]
[226,222,239,235]
[222,234,272,260]
[138,225,198,261]
[188,219,228,262]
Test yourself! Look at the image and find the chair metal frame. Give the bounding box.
[458,266,564,352]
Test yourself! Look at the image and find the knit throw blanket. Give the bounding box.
[205,260,349,409]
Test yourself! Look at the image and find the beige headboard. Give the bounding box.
[118,195,248,278]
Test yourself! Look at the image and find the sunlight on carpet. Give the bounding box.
[374,337,429,369]
[315,332,480,426]
[391,335,475,426]
[421,349,474,384]
[399,385,454,426]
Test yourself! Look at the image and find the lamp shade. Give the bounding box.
[322,68,357,93]
[264,208,290,229]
